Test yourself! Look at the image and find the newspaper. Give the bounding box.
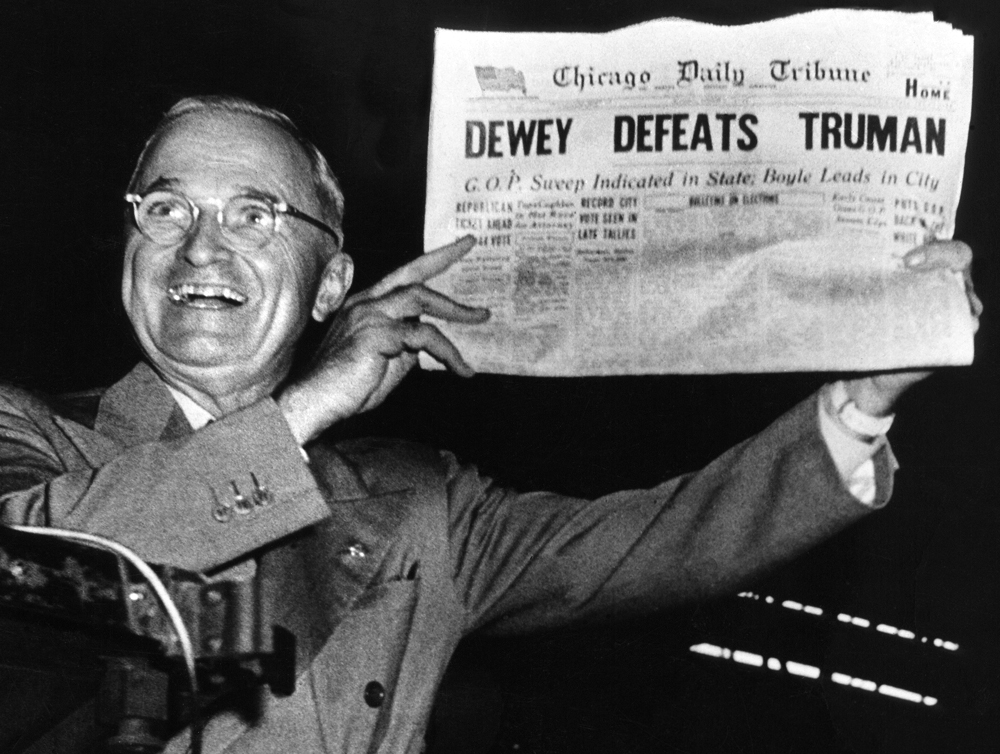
[422,10,975,375]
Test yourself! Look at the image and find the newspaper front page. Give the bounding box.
[422,10,975,375]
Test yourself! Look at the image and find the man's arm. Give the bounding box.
[446,392,892,636]
[0,387,329,572]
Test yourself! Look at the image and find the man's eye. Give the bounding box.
[230,201,274,227]
[145,200,186,220]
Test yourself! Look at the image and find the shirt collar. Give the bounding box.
[165,384,217,429]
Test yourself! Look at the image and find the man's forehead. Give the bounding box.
[137,111,314,198]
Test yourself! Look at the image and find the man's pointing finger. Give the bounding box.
[365,235,477,298]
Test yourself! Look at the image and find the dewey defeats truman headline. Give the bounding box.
[465,113,946,159]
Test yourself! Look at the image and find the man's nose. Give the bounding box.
[178,214,233,266]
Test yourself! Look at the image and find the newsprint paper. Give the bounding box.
[422,10,975,375]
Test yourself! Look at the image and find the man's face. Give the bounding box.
[122,111,334,399]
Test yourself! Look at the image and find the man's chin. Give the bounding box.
[156,337,248,369]
[147,341,263,385]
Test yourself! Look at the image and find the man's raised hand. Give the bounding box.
[279,236,489,444]
[843,240,981,417]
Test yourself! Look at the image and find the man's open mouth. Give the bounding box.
[167,284,247,309]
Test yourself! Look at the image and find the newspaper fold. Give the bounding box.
[422,10,975,375]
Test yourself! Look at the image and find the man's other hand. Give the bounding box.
[278,235,489,444]
[843,240,982,417]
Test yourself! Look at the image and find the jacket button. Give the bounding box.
[212,504,233,523]
[363,680,385,708]
[340,541,370,565]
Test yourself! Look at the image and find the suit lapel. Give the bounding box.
[94,362,187,447]
[50,363,187,467]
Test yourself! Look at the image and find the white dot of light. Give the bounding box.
[722,648,732,659]
[851,617,871,628]
[934,638,943,647]
[767,657,781,671]
[765,596,774,604]
[878,684,923,704]
[785,661,821,679]
[943,641,959,651]
[877,624,898,635]
[923,697,938,707]
[782,600,803,611]
[838,613,852,623]
[803,605,823,616]
[831,672,852,685]
[898,630,915,640]
[733,650,763,667]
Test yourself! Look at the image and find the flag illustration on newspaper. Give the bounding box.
[425,11,975,376]
[475,66,527,95]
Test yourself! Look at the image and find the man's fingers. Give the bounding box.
[393,321,476,377]
[902,241,981,327]
[364,235,477,299]
[377,285,490,323]
[904,240,973,271]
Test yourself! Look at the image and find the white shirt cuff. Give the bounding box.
[818,383,890,506]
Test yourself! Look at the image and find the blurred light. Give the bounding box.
[786,661,820,679]
[690,643,724,658]
[733,650,763,667]
[879,684,923,703]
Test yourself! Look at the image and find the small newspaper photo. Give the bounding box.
[421,10,975,375]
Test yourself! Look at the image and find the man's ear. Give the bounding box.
[312,252,354,321]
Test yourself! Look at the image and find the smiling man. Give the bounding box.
[122,104,358,420]
[0,96,980,753]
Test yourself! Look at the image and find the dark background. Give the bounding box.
[0,0,996,752]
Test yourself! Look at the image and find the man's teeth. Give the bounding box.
[168,284,247,305]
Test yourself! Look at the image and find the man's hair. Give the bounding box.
[127,95,345,255]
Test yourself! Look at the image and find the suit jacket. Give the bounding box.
[0,363,893,753]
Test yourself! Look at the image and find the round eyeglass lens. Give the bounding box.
[221,197,277,249]
[136,191,194,244]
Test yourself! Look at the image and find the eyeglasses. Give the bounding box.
[125,190,342,251]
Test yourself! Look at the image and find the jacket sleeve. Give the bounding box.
[446,393,894,636]
[0,389,330,572]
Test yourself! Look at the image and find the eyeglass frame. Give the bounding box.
[125,189,343,250]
